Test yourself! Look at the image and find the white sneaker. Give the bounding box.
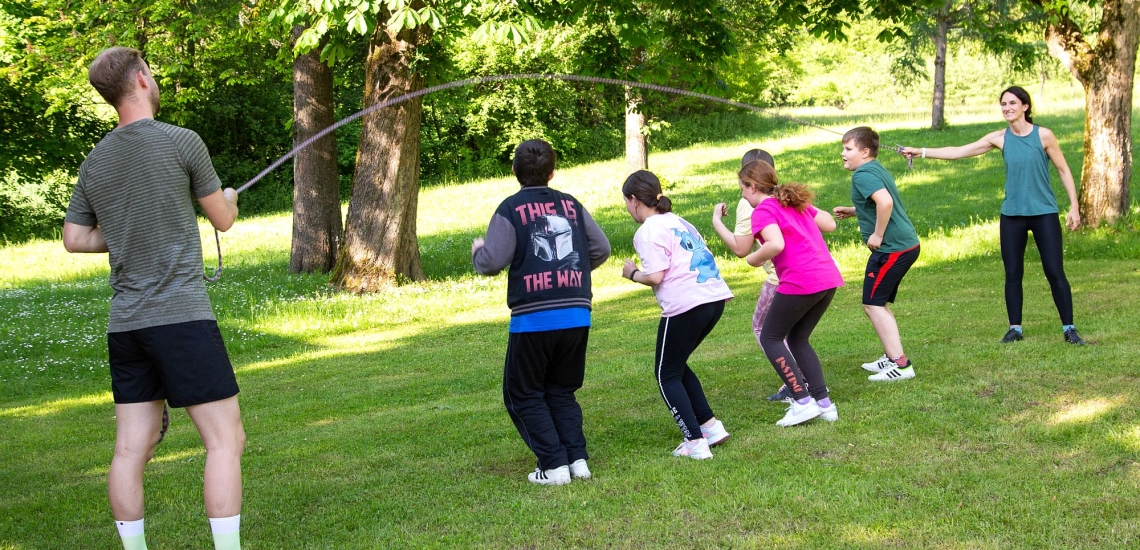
[868,365,915,382]
[861,354,892,373]
[776,399,822,427]
[671,438,713,460]
[568,459,591,479]
[527,465,571,485]
[818,402,838,422]
[700,419,731,446]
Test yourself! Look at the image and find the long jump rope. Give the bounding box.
[205,73,913,281]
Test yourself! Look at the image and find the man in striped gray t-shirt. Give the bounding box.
[63,47,245,550]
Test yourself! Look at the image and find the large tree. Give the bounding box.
[283,0,541,289]
[290,26,342,273]
[330,1,432,290]
[1029,0,1138,226]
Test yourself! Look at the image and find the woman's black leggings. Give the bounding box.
[759,288,836,402]
[999,214,1073,326]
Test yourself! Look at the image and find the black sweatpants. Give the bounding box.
[1000,214,1074,326]
[503,327,589,471]
[759,288,836,402]
[655,300,725,441]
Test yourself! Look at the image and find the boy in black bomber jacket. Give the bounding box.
[472,139,610,485]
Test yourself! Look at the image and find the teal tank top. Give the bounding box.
[1000,125,1059,216]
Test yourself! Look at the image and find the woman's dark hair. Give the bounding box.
[1000,85,1034,124]
[622,170,672,214]
[738,159,814,212]
[512,139,557,187]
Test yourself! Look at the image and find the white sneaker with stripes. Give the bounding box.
[528,465,571,485]
[861,354,893,373]
[868,364,915,382]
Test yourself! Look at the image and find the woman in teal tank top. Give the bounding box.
[900,86,1085,345]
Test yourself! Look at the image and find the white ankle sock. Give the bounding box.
[115,518,147,550]
[209,514,241,550]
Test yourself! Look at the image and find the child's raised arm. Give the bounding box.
[711,202,755,257]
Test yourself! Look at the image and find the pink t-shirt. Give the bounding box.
[751,198,844,295]
[633,212,734,317]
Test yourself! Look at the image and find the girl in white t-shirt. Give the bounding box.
[620,170,734,460]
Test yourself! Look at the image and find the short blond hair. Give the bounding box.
[88,47,148,107]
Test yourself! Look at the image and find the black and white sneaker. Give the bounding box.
[868,363,915,382]
[1063,328,1086,345]
[861,354,892,372]
[528,465,571,486]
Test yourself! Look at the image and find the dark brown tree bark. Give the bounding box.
[1033,0,1139,226]
[930,1,951,130]
[330,11,431,291]
[290,26,342,273]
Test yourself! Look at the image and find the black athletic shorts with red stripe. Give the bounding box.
[862,245,920,306]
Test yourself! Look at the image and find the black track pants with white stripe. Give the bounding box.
[503,327,589,471]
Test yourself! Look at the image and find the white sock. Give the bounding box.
[115,518,147,550]
[209,514,241,550]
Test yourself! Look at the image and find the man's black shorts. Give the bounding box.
[862,245,920,306]
[108,320,239,408]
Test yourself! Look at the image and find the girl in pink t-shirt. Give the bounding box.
[621,170,734,460]
[740,160,845,427]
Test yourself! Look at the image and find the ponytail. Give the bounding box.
[622,170,673,213]
[771,183,814,212]
[740,159,813,211]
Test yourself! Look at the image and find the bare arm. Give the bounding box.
[1040,127,1081,230]
[832,206,856,220]
[814,207,837,233]
[62,222,108,253]
[622,258,665,286]
[867,189,893,251]
[711,202,754,257]
[746,224,783,267]
[198,188,239,232]
[901,129,1004,160]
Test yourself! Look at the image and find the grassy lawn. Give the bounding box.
[2,102,1140,549]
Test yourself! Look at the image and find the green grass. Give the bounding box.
[3,101,1140,549]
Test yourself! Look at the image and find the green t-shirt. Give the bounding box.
[850,160,919,252]
[65,119,222,332]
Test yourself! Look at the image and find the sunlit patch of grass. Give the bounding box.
[0,391,112,418]
[1048,396,1126,426]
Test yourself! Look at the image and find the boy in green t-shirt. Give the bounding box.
[832,127,920,382]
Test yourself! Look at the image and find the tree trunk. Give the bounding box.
[330,10,430,291]
[1036,0,1138,226]
[625,87,647,173]
[930,2,951,131]
[290,26,342,273]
